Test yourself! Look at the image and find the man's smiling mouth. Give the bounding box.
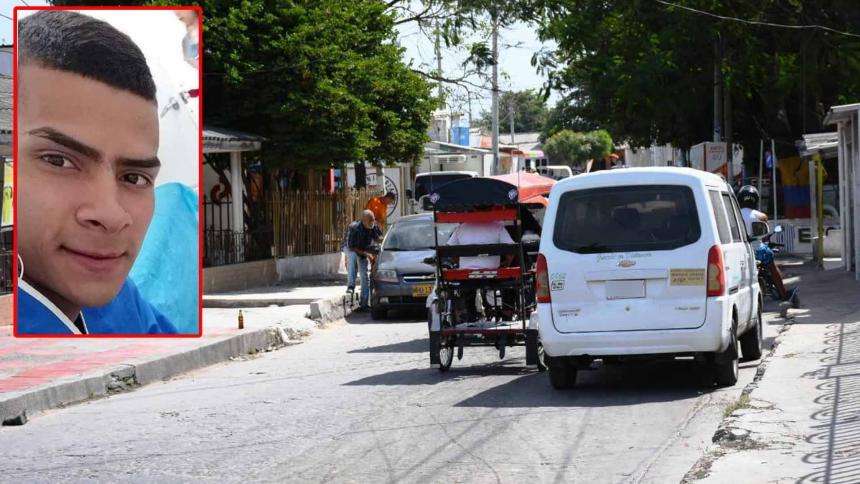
[61,246,128,273]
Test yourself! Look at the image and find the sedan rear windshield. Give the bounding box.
[553,185,701,254]
[383,221,457,251]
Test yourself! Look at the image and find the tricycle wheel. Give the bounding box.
[430,332,454,372]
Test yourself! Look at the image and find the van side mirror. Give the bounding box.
[405,188,413,199]
[751,221,769,238]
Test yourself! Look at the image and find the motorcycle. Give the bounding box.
[754,223,800,316]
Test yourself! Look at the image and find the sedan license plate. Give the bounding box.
[605,280,645,300]
[412,283,433,298]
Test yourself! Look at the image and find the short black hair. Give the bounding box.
[19,10,156,102]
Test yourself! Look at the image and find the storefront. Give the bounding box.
[824,103,860,280]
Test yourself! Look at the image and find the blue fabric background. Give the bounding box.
[130,182,199,334]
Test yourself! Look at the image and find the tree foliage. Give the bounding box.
[543,129,613,167]
[476,89,550,133]
[537,0,860,160]
[201,0,437,168]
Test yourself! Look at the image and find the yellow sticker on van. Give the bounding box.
[670,269,706,286]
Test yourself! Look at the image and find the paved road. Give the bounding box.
[0,309,781,483]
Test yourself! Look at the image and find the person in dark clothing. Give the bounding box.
[346,209,382,310]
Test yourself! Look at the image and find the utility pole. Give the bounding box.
[713,35,722,144]
[434,22,444,108]
[491,6,500,175]
[724,64,733,187]
[509,96,516,144]
[434,22,447,143]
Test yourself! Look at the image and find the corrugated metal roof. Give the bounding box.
[203,126,264,153]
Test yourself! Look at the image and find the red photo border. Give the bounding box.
[12,6,205,338]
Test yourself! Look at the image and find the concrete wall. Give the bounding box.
[276,252,341,281]
[203,259,278,293]
[204,252,344,293]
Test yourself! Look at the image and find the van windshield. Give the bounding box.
[553,185,701,253]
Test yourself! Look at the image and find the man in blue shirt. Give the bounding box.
[16,11,176,335]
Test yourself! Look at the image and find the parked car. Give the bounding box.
[371,214,457,319]
[535,167,763,389]
[410,171,478,213]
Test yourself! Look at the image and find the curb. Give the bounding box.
[0,325,290,425]
[307,292,358,324]
[203,298,316,308]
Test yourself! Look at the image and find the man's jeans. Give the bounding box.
[346,251,369,306]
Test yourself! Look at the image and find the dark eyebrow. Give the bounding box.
[118,157,161,169]
[28,127,102,161]
[29,126,160,169]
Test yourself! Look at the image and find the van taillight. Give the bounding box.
[536,253,551,303]
[707,245,725,297]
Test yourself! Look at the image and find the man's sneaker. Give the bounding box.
[355,305,370,313]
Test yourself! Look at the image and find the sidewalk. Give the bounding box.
[0,281,355,426]
[686,263,860,483]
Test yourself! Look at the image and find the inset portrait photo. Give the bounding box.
[13,7,202,336]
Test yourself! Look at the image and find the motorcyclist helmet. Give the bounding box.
[737,185,759,209]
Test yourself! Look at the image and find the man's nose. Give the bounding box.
[75,172,133,234]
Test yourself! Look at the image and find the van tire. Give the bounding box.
[713,328,739,387]
[547,356,577,389]
[740,304,763,361]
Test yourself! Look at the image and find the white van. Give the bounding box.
[535,167,762,389]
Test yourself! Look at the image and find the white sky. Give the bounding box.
[396,14,559,123]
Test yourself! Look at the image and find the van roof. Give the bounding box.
[554,167,726,190]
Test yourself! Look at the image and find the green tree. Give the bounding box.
[202,0,435,168]
[543,129,613,167]
[477,89,550,133]
[537,0,860,161]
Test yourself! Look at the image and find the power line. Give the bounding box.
[655,0,860,39]
[0,13,12,21]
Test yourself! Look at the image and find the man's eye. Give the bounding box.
[122,173,152,187]
[39,154,74,168]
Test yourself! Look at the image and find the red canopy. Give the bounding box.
[488,172,556,205]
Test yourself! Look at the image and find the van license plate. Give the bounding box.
[412,284,433,297]
[605,280,645,300]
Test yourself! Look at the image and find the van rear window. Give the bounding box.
[553,185,701,253]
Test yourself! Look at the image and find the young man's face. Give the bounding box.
[18,64,159,309]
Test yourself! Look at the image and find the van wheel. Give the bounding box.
[712,328,739,387]
[547,356,577,389]
[740,304,763,361]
